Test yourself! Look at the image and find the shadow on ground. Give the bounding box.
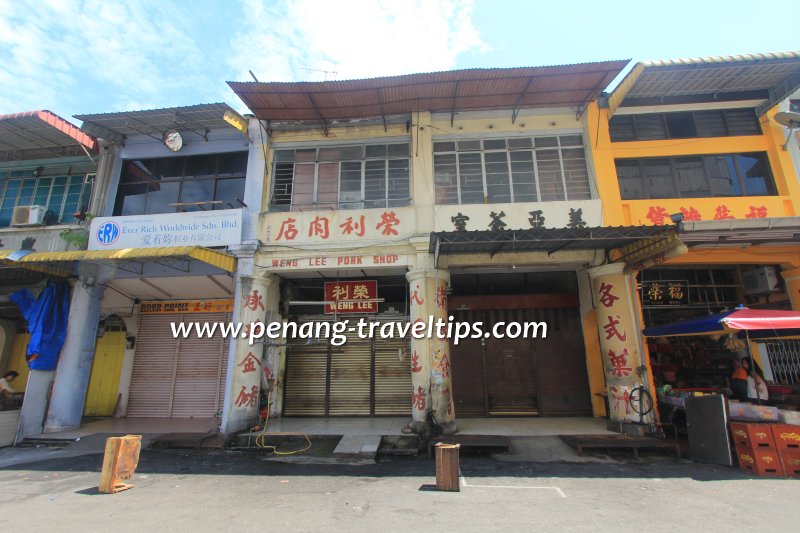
[0,447,766,483]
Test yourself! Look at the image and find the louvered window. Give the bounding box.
[609,109,761,142]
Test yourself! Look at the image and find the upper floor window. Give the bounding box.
[433,135,591,204]
[271,143,410,211]
[0,170,94,227]
[609,109,761,142]
[113,152,247,216]
[615,153,776,200]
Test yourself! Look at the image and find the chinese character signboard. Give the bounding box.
[641,280,688,306]
[89,209,242,250]
[139,300,234,314]
[324,281,378,314]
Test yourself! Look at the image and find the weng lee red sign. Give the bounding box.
[324,280,378,314]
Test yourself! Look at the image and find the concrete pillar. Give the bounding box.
[588,263,653,424]
[15,370,54,442]
[220,273,278,434]
[406,268,456,435]
[43,276,104,432]
[781,268,800,310]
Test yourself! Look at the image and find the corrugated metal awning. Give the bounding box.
[229,61,629,123]
[678,217,800,246]
[75,103,244,142]
[607,51,800,116]
[1,246,236,275]
[430,226,675,256]
[0,110,98,161]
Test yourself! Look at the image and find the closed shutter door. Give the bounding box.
[282,316,411,416]
[329,336,372,415]
[533,307,592,415]
[283,337,329,417]
[171,312,227,418]
[128,311,229,418]
[484,309,538,415]
[127,313,180,417]
[451,310,488,417]
[373,319,411,415]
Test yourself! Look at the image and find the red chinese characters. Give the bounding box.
[376,211,400,236]
[607,348,632,377]
[237,352,261,374]
[245,290,265,312]
[680,206,702,221]
[308,216,330,239]
[713,205,735,220]
[437,354,451,378]
[597,281,620,308]
[411,350,422,373]
[412,385,426,411]
[435,285,447,310]
[745,205,768,219]
[646,206,669,225]
[603,315,627,342]
[276,218,299,241]
[610,386,631,416]
[235,385,259,408]
[339,215,366,237]
[410,283,424,306]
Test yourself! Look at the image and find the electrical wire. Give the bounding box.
[253,395,312,455]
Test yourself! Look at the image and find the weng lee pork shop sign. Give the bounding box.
[324,280,378,314]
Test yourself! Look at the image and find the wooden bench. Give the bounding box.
[560,434,681,460]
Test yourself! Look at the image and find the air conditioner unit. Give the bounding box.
[742,266,780,295]
[11,205,46,226]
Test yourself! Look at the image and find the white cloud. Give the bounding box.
[231,0,486,83]
[0,0,208,117]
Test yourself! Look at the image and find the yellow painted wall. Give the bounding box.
[586,101,800,227]
[83,331,126,417]
[582,310,607,417]
[6,334,31,392]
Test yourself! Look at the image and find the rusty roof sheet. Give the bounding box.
[0,110,97,161]
[75,103,241,142]
[229,61,629,122]
[608,51,800,116]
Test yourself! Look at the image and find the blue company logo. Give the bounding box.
[96,221,121,246]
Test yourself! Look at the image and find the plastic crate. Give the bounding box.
[779,450,800,478]
[770,424,800,452]
[730,422,776,451]
[737,448,784,477]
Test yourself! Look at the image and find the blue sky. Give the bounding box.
[0,0,796,121]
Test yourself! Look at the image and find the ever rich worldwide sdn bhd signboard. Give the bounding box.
[88,209,243,250]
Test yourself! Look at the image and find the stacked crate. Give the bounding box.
[771,424,800,478]
[729,422,784,477]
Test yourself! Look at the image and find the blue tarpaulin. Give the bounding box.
[9,280,71,371]
[643,307,800,339]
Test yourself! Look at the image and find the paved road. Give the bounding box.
[0,449,797,532]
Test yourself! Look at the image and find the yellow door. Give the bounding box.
[83,332,126,417]
[6,333,31,392]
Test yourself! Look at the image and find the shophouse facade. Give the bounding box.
[593,53,800,391]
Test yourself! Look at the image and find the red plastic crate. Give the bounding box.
[737,448,785,477]
[730,422,776,450]
[770,424,800,452]
[779,450,800,478]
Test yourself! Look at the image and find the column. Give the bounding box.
[221,273,278,434]
[43,276,105,432]
[588,263,653,424]
[406,269,456,435]
[781,268,800,310]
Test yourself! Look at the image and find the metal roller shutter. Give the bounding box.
[533,307,592,416]
[451,310,488,417]
[127,311,230,418]
[373,319,412,415]
[329,337,372,415]
[485,309,538,415]
[127,313,180,417]
[282,315,411,417]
